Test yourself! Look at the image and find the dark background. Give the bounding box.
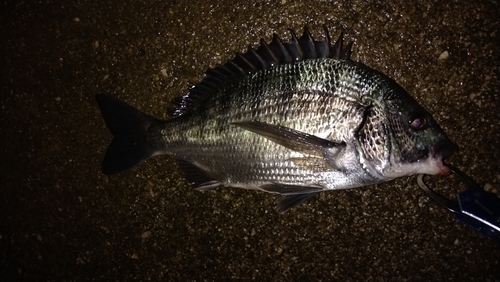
[1,1,499,280]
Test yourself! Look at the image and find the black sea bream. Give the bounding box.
[96,26,457,212]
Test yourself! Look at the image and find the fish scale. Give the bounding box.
[156,59,416,190]
[96,26,457,212]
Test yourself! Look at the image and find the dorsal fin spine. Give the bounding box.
[226,61,246,76]
[205,68,226,80]
[245,47,269,70]
[171,26,353,116]
[271,33,293,63]
[298,27,317,59]
[234,53,256,74]
[343,42,354,59]
[286,29,303,61]
[256,39,279,67]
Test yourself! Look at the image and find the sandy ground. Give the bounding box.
[1,1,499,280]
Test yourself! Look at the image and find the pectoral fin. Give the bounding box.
[232,121,345,156]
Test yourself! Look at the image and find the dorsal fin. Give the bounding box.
[171,26,353,116]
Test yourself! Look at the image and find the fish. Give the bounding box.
[95,26,457,213]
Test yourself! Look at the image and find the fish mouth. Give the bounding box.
[429,140,458,176]
[431,140,458,159]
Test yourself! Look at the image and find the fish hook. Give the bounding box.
[417,165,500,241]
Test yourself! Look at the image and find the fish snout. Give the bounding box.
[432,140,458,160]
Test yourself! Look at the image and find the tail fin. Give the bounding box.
[95,94,163,175]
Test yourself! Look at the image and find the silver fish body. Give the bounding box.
[96,27,457,212]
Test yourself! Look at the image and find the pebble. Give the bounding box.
[438,50,449,60]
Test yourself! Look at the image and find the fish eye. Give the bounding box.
[409,113,427,131]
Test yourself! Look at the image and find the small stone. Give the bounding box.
[483,183,496,193]
[141,230,151,239]
[439,50,449,60]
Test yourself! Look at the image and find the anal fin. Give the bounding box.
[174,158,221,189]
[277,193,320,213]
